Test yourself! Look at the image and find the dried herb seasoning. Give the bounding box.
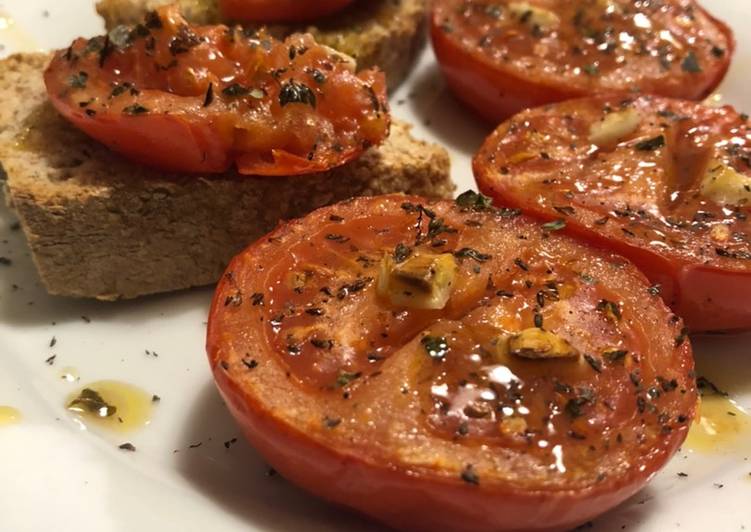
[421,336,449,360]
[279,80,316,108]
[68,388,117,418]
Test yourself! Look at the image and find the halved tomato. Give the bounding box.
[44,5,389,176]
[220,0,354,23]
[474,95,751,332]
[207,193,696,532]
[431,0,734,123]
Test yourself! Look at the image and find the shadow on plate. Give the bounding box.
[404,62,493,157]
[0,198,214,327]
[692,333,751,397]
[175,381,384,532]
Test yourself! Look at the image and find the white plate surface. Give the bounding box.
[0,1,749,531]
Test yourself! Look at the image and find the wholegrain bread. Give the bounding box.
[0,53,453,300]
[96,0,427,90]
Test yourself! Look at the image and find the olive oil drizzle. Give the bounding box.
[66,380,154,434]
[0,405,21,427]
[685,394,751,453]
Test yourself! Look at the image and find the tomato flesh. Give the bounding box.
[220,0,354,23]
[431,0,734,123]
[474,95,751,332]
[44,5,389,176]
[207,194,696,532]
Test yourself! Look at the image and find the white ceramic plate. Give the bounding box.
[0,2,749,531]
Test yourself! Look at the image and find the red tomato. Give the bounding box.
[474,95,751,332]
[431,0,734,123]
[220,0,354,23]
[207,193,696,532]
[44,5,389,176]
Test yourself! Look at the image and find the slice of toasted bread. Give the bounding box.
[96,0,427,90]
[0,53,453,300]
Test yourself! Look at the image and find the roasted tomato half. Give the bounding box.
[44,5,389,176]
[474,95,751,332]
[220,0,354,23]
[431,0,734,123]
[207,193,696,532]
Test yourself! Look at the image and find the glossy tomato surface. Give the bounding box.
[474,95,751,332]
[206,194,696,532]
[44,5,389,176]
[431,0,734,123]
[220,0,353,23]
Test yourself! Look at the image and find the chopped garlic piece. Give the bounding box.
[499,416,528,436]
[508,2,560,29]
[596,0,623,14]
[489,335,510,364]
[507,151,537,164]
[322,44,357,72]
[377,252,457,310]
[700,159,751,206]
[710,224,731,242]
[589,108,641,147]
[287,270,312,291]
[508,328,579,360]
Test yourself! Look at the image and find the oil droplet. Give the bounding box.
[59,366,80,383]
[66,381,154,434]
[550,444,566,473]
[684,395,751,453]
[703,92,724,108]
[0,405,21,426]
[0,12,37,54]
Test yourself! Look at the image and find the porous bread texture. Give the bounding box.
[0,53,453,300]
[96,0,428,90]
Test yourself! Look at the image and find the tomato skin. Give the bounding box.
[207,194,696,531]
[212,363,679,532]
[475,197,751,331]
[431,20,584,125]
[44,6,389,176]
[676,265,751,332]
[473,95,751,332]
[431,1,734,123]
[45,80,232,173]
[220,0,354,23]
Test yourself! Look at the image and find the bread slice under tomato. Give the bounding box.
[207,193,696,532]
[474,94,751,332]
[431,0,734,122]
[0,52,451,300]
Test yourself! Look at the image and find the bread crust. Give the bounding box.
[0,53,453,300]
[95,0,428,90]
